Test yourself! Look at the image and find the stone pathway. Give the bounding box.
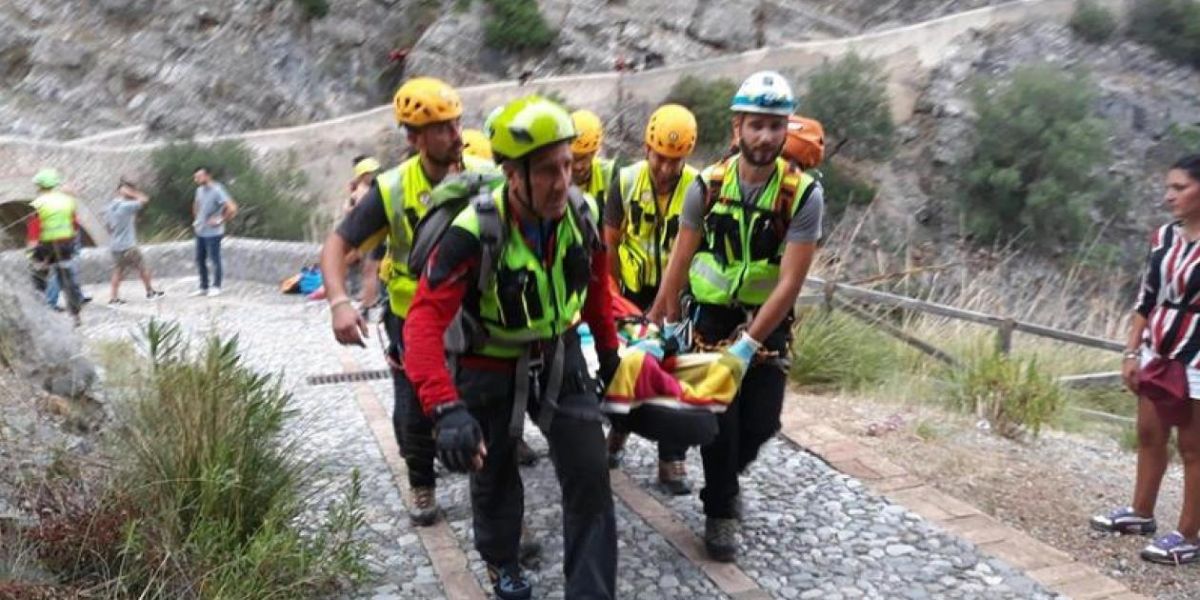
[73,279,1130,599]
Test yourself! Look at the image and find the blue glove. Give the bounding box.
[630,338,665,360]
[726,332,761,368]
[662,321,691,354]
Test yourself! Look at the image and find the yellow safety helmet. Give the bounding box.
[645,104,697,159]
[570,110,604,156]
[352,156,381,178]
[393,77,462,127]
[461,128,493,160]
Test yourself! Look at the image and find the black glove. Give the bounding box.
[598,348,621,390]
[433,402,483,472]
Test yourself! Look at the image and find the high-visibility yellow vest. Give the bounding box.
[378,154,497,317]
[31,190,76,242]
[615,160,698,293]
[688,156,813,307]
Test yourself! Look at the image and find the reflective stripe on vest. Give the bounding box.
[687,155,812,307]
[379,154,497,317]
[32,191,76,242]
[584,157,614,201]
[615,160,698,293]
[452,185,597,358]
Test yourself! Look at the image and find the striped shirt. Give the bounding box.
[1137,222,1200,365]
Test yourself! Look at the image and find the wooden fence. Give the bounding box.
[798,276,1132,424]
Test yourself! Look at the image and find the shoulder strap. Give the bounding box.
[472,192,507,294]
[567,187,601,252]
[704,162,728,215]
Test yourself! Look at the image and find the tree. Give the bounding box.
[483,0,556,52]
[803,53,896,161]
[146,141,318,241]
[1069,0,1118,44]
[663,76,740,157]
[1128,0,1200,68]
[960,65,1109,249]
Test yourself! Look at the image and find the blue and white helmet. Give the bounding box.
[730,71,796,116]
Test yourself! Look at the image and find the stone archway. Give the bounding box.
[0,178,109,250]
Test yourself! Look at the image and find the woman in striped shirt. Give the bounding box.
[1091,155,1200,566]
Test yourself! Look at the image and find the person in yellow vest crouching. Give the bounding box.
[647,71,824,562]
[602,104,701,496]
[321,76,497,527]
[28,168,85,326]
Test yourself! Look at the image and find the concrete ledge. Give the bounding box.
[0,238,321,288]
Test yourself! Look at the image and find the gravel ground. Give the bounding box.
[74,278,1063,599]
[791,390,1198,600]
[619,434,1059,600]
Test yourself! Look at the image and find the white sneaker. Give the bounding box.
[189,289,207,297]
[206,287,222,297]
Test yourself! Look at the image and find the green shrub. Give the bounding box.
[803,53,896,161]
[946,349,1064,439]
[790,309,905,390]
[484,0,556,52]
[32,320,366,597]
[1129,0,1200,68]
[146,141,319,241]
[1069,0,1118,43]
[960,65,1109,249]
[816,161,877,220]
[1168,122,1200,154]
[663,75,739,157]
[294,0,330,20]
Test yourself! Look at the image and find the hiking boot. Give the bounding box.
[486,563,532,600]
[408,486,439,526]
[1090,507,1157,535]
[516,437,539,467]
[146,289,164,300]
[705,517,738,563]
[519,523,542,564]
[658,459,692,496]
[1140,531,1200,565]
[606,429,628,469]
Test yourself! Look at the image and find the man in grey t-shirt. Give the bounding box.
[191,166,234,297]
[105,180,163,304]
[646,71,823,563]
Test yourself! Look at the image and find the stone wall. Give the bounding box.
[0,0,1131,236]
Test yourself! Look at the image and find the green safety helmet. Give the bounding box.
[32,168,62,190]
[486,96,576,163]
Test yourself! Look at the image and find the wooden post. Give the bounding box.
[996,318,1015,355]
[823,280,836,313]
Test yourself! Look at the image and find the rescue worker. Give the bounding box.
[603,104,700,495]
[404,96,622,600]
[348,155,383,308]
[320,77,496,527]
[647,71,824,562]
[27,168,85,326]
[462,128,494,161]
[569,109,615,205]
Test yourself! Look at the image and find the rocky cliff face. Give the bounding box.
[0,0,1011,141]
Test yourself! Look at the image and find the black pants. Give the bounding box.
[383,311,436,489]
[622,285,687,463]
[693,303,792,519]
[35,241,82,316]
[455,332,616,599]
